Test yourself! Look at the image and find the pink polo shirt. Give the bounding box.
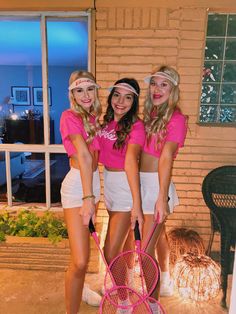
[96,119,145,169]
[60,109,96,157]
[143,110,187,159]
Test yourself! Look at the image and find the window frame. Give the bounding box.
[0,11,93,208]
[199,12,236,127]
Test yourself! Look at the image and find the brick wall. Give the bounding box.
[95,2,236,251]
[1,0,235,252]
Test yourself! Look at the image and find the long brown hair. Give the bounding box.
[103,78,140,149]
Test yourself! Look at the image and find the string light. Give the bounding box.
[173,253,220,302]
[168,228,205,265]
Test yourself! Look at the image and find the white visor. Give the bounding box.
[108,82,139,96]
[144,72,178,86]
[69,78,100,91]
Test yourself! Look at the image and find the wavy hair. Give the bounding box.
[68,70,101,143]
[143,65,181,147]
[103,78,140,150]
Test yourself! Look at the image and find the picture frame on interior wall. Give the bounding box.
[33,87,52,106]
[11,86,30,106]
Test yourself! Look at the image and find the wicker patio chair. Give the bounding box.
[202,165,236,308]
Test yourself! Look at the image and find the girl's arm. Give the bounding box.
[155,141,178,223]
[69,134,95,226]
[124,143,143,236]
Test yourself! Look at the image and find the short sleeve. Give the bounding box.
[128,120,146,147]
[60,110,84,141]
[165,112,187,148]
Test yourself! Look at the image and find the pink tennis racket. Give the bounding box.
[99,286,151,313]
[88,220,148,313]
[144,297,166,314]
[104,220,161,302]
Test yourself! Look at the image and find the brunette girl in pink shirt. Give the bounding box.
[60,71,102,313]
[140,66,187,310]
[96,78,145,310]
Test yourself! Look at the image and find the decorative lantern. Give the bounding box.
[173,253,221,302]
[168,228,205,265]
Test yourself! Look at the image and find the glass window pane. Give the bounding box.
[0,18,43,144]
[0,152,30,199]
[3,118,47,144]
[11,152,46,204]
[0,116,5,139]
[0,152,7,190]
[227,14,236,36]
[199,105,218,123]
[201,83,220,104]
[225,39,236,60]
[0,152,26,201]
[207,14,227,36]
[50,153,69,205]
[200,13,236,124]
[203,62,222,82]
[221,84,236,104]
[47,18,89,144]
[0,152,47,204]
[1,153,70,204]
[223,63,236,82]
[220,106,236,123]
[205,38,224,60]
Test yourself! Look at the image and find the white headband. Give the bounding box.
[144,72,178,86]
[108,82,139,96]
[69,78,100,91]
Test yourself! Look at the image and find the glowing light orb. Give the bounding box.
[168,228,205,265]
[173,253,220,302]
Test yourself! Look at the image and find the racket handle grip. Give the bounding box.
[89,219,96,234]
[134,221,141,241]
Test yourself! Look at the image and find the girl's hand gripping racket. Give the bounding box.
[88,220,150,313]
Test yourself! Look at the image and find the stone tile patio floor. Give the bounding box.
[0,268,232,314]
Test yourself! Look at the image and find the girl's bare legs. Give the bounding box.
[64,203,99,314]
[104,211,131,308]
[142,214,165,300]
[123,229,134,253]
[104,211,131,264]
[64,207,89,314]
[156,225,169,271]
[156,225,173,296]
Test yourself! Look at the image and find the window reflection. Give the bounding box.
[47,18,89,144]
[0,13,90,206]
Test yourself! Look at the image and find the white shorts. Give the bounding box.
[104,169,132,212]
[140,172,179,214]
[60,167,100,209]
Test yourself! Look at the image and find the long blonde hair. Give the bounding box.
[144,65,180,146]
[69,70,101,143]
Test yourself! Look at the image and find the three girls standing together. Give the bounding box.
[60,66,188,314]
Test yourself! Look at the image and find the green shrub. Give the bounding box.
[0,209,68,244]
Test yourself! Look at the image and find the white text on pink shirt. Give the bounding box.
[98,128,116,141]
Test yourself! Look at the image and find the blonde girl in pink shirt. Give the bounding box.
[140,66,187,311]
[60,71,102,313]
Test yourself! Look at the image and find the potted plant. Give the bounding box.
[0,208,101,272]
[0,209,68,244]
